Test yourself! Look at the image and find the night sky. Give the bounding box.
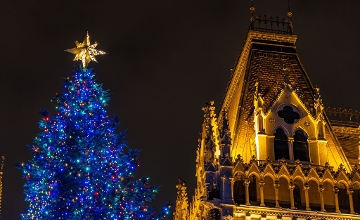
[1,1,360,219]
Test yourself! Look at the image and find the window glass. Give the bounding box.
[293,130,309,161]
[274,128,289,160]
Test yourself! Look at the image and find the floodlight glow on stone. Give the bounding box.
[65,31,106,68]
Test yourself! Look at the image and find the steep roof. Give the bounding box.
[326,107,360,166]
[218,26,352,170]
[333,131,359,166]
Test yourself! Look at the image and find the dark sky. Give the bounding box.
[1,1,360,219]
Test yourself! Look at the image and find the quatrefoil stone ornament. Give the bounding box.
[278,106,300,124]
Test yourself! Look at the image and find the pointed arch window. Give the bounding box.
[293,130,309,161]
[274,128,289,160]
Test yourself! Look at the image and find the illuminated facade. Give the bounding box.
[174,6,360,220]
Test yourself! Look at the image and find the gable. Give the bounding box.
[218,30,352,171]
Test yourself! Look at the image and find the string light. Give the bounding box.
[18,67,170,219]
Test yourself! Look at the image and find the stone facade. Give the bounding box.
[174,10,360,220]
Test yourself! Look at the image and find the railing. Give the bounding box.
[250,158,334,171]
[325,107,360,127]
[234,205,360,220]
[250,15,293,35]
[235,156,337,175]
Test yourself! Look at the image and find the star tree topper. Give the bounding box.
[65,31,106,68]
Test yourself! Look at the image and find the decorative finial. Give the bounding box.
[250,0,255,17]
[314,85,321,100]
[65,31,106,68]
[283,64,290,84]
[287,0,292,19]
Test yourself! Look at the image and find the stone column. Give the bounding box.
[289,182,295,209]
[334,187,341,213]
[318,185,326,212]
[229,177,235,204]
[244,178,250,205]
[348,188,355,214]
[288,138,294,160]
[304,183,311,211]
[274,180,280,208]
[259,179,265,206]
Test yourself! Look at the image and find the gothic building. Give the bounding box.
[174,5,360,220]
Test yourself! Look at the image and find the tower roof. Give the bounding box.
[219,27,351,170]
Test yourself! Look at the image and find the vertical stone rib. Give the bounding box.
[244,178,250,205]
[304,184,311,211]
[259,180,265,207]
[274,180,280,208]
[334,187,341,213]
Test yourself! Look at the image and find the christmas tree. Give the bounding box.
[18,32,170,219]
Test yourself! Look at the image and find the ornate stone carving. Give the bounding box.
[174,178,190,219]
[278,105,300,124]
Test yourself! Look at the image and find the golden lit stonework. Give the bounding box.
[174,6,360,220]
[65,31,106,68]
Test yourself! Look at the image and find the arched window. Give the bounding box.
[293,130,309,161]
[353,184,360,213]
[274,128,289,160]
[338,182,350,212]
[249,175,257,203]
[233,179,245,205]
[294,184,301,207]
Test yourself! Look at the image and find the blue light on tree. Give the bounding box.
[18,32,170,219]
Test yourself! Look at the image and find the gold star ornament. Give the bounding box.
[65,31,106,68]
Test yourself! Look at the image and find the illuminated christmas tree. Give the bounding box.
[18,32,170,219]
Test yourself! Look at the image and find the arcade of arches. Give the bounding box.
[233,159,360,214]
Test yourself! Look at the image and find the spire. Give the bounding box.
[250,0,255,18]
[202,101,216,145]
[219,110,230,138]
[287,0,294,34]
[314,85,322,101]
[249,0,255,30]
[314,85,324,117]
[174,178,189,220]
[287,0,292,20]
[202,101,219,167]
[219,111,232,166]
